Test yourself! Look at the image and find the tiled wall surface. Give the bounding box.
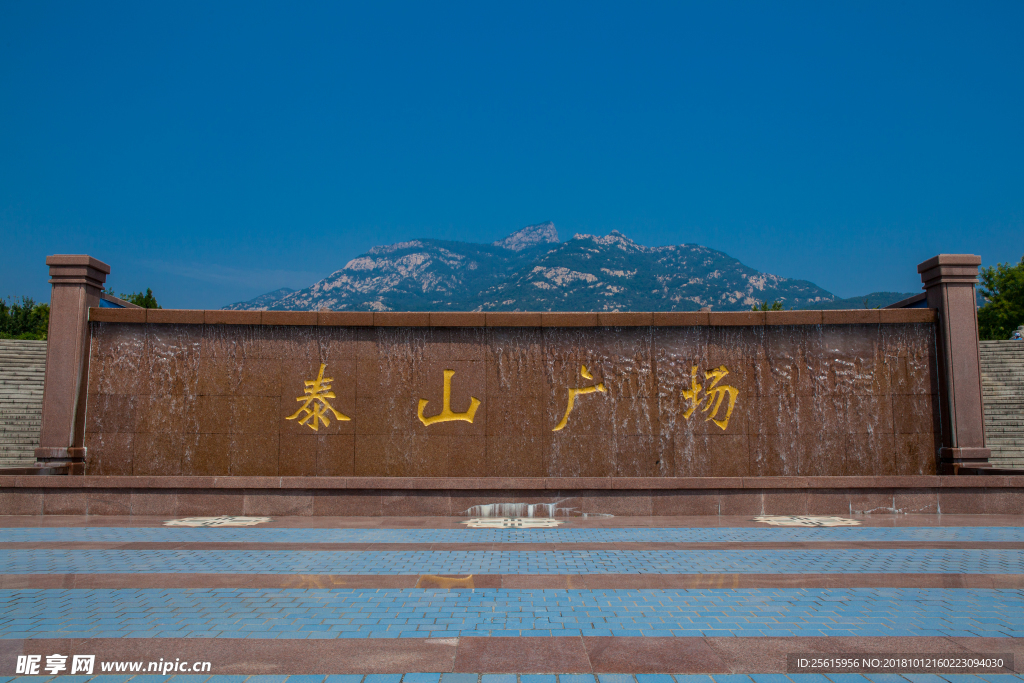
[82,321,939,478]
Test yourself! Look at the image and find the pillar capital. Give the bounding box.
[46,255,110,290]
[917,254,982,289]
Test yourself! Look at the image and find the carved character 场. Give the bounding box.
[552,364,607,432]
[418,369,481,426]
[286,363,350,431]
[681,365,739,430]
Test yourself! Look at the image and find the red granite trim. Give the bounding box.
[763,311,823,326]
[3,573,1022,589]
[3,512,1024,528]
[89,307,146,323]
[597,312,653,327]
[454,637,592,673]
[318,311,374,326]
[485,312,543,327]
[373,312,430,326]
[709,311,765,326]
[651,311,709,326]
[84,310,939,328]
[541,312,599,327]
[585,636,730,673]
[882,308,938,323]
[430,312,487,327]
[1,637,1016,674]
[822,310,882,325]
[146,309,205,325]
[205,310,260,325]
[261,311,317,326]
[2,476,1023,490]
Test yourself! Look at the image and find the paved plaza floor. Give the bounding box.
[0,515,1021,680]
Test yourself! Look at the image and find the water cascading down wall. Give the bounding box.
[83,310,941,479]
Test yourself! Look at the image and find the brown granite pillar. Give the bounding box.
[917,254,990,471]
[34,255,110,472]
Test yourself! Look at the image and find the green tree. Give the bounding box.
[0,297,50,340]
[978,255,1024,340]
[110,288,161,309]
[751,300,785,311]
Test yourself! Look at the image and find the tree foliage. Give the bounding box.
[0,297,50,340]
[978,255,1024,340]
[120,288,161,309]
[751,300,785,311]
[107,287,161,309]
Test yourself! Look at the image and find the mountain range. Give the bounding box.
[224,222,915,312]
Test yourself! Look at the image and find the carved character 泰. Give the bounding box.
[286,363,351,431]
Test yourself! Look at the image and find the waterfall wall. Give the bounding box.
[81,310,940,479]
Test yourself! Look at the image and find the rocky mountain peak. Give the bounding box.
[223,222,915,313]
[572,230,642,251]
[492,221,560,251]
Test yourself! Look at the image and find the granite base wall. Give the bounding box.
[2,476,1021,516]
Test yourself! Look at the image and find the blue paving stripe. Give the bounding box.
[3,527,1024,544]
[1,549,1022,575]
[2,588,1023,639]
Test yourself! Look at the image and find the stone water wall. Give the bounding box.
[82,310,940,478]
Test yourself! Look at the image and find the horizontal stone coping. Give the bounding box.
[88,308,937,327]
[0,475,1020,489]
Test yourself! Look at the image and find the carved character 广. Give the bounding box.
[418,370,481,426]
[286,363,350,431]
[552,365,607,432]
[681,365,739,430]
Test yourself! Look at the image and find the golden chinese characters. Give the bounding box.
[552,365,607,431]
[286,364,350,431]
[418,369,481,426]
[681,365,739,430]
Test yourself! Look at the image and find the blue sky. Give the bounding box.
[1,1,1022,309]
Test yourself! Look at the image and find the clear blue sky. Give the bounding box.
[1,1,1021,309]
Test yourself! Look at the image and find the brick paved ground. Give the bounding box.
[2,588,1024,639]
[0,516,1021,678]
[3,528,1024,543]
[2,550,1022,575]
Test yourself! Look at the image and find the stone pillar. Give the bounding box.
[917,254,990,470]
[34,255,110,471]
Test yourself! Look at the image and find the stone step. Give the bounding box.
[0,340,46,464]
